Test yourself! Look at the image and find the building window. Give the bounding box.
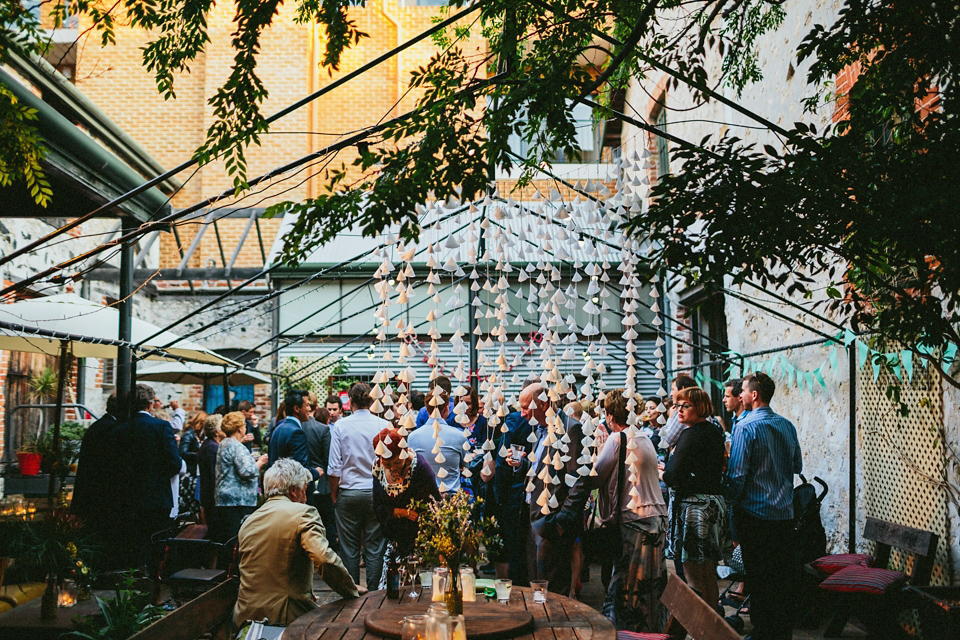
[655,108,669,178]
[508,101,605,164]
[101,296,118,387]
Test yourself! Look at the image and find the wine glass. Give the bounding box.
[407,555,422,597]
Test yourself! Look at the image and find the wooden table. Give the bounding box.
[0,588,110,640]
[285,586,615,640]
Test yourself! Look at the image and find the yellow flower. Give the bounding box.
[66,542,77,558]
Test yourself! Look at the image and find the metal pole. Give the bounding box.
[223,366,231,412]
[48,339,71,499]
[848,341,857,553]
[117,221,135,406]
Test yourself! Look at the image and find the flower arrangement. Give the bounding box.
[413,491,500,615]
[14,508,93,581]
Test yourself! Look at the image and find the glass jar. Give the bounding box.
[401,614,428,640]
[425,602,450,640]
[459,566,475,602]
[431,567,449,602]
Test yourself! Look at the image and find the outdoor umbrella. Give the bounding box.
[0,294,232,364]
[136,361,271,386]
[0,294,234,497]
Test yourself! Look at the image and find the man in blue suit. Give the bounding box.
[114,384,184,570]
[495,406,534,585]
[268,389,323,491]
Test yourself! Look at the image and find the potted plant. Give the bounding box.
[66,573,164,639]
[13,507,92,619]
[16,435,43,477]
[28,367,58,403]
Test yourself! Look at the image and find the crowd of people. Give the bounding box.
[70,369,802,639]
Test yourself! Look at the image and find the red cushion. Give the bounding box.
[819,565,907,595]
[617,633,670,640]
[809,553,874,576]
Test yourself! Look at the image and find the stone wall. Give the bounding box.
[621,0,959,578]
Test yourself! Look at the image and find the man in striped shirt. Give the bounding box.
[727,372,803,640]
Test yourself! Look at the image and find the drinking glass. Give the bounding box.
[530,580,548,603]
[401,614,428,640]
[407,556,422,598]
[494,578,512,604]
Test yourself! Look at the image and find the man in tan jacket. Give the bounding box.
[233,458,365,626]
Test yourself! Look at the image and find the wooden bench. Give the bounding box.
[816,516,938,638]
[129,577,237,640]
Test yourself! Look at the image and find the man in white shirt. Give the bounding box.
[327,382,388,591]
[406,388,466,494]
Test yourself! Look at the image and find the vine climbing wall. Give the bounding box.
[858,360,953,587]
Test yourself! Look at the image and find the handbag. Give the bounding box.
[581,432,626,562]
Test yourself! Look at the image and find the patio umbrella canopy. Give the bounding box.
[136,361,270,386]
[0,294,232,365]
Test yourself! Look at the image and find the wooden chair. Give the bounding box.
[816,516,938,638]
[616,574,740,640]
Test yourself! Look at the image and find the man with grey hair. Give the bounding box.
[234,458,364,626]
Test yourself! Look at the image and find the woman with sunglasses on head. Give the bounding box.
[662,386,726,612]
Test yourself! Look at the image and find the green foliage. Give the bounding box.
[35,425,85,479]
[2,0,782,230]
[0,83,51,207]
[29,367,59,402]
[625,0,960,385]
[66,575,164,640]
[8,508,93,580]
[414,491,499,569]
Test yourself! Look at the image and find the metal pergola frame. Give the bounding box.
[1,2,937,560]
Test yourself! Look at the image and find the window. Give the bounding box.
[508,102,605,164]
[655,108,669,178]
[101,296,118,387]
[679,287,729,413]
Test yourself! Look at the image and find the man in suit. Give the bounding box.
[302,392,338,554]
[493,389,534,585]
[234,458,363,626]
[72,393,121,554]
[267,389,323,490]
[113,384,184,570]
[515,381,584,594]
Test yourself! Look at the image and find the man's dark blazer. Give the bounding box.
[494,411,533,510]
[521,412,584,523]
[301,417,331,495]
[71,411,119,521]
[267,417,321,484]
[114,411,183,513]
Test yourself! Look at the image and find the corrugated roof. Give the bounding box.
[266,195,624,270]
[280,336,663,403]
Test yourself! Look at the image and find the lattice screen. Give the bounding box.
[279,356,342,392]
[858,360,953,587]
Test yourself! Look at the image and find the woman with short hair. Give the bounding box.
[662,386,726,611]
[178,410,206,517]
[215,411,267,541]
[199,414,223,535]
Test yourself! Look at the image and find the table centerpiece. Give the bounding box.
[413,492,499,616]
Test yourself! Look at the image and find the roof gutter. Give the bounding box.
[5,49,183,195]
[0,66,173,221]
